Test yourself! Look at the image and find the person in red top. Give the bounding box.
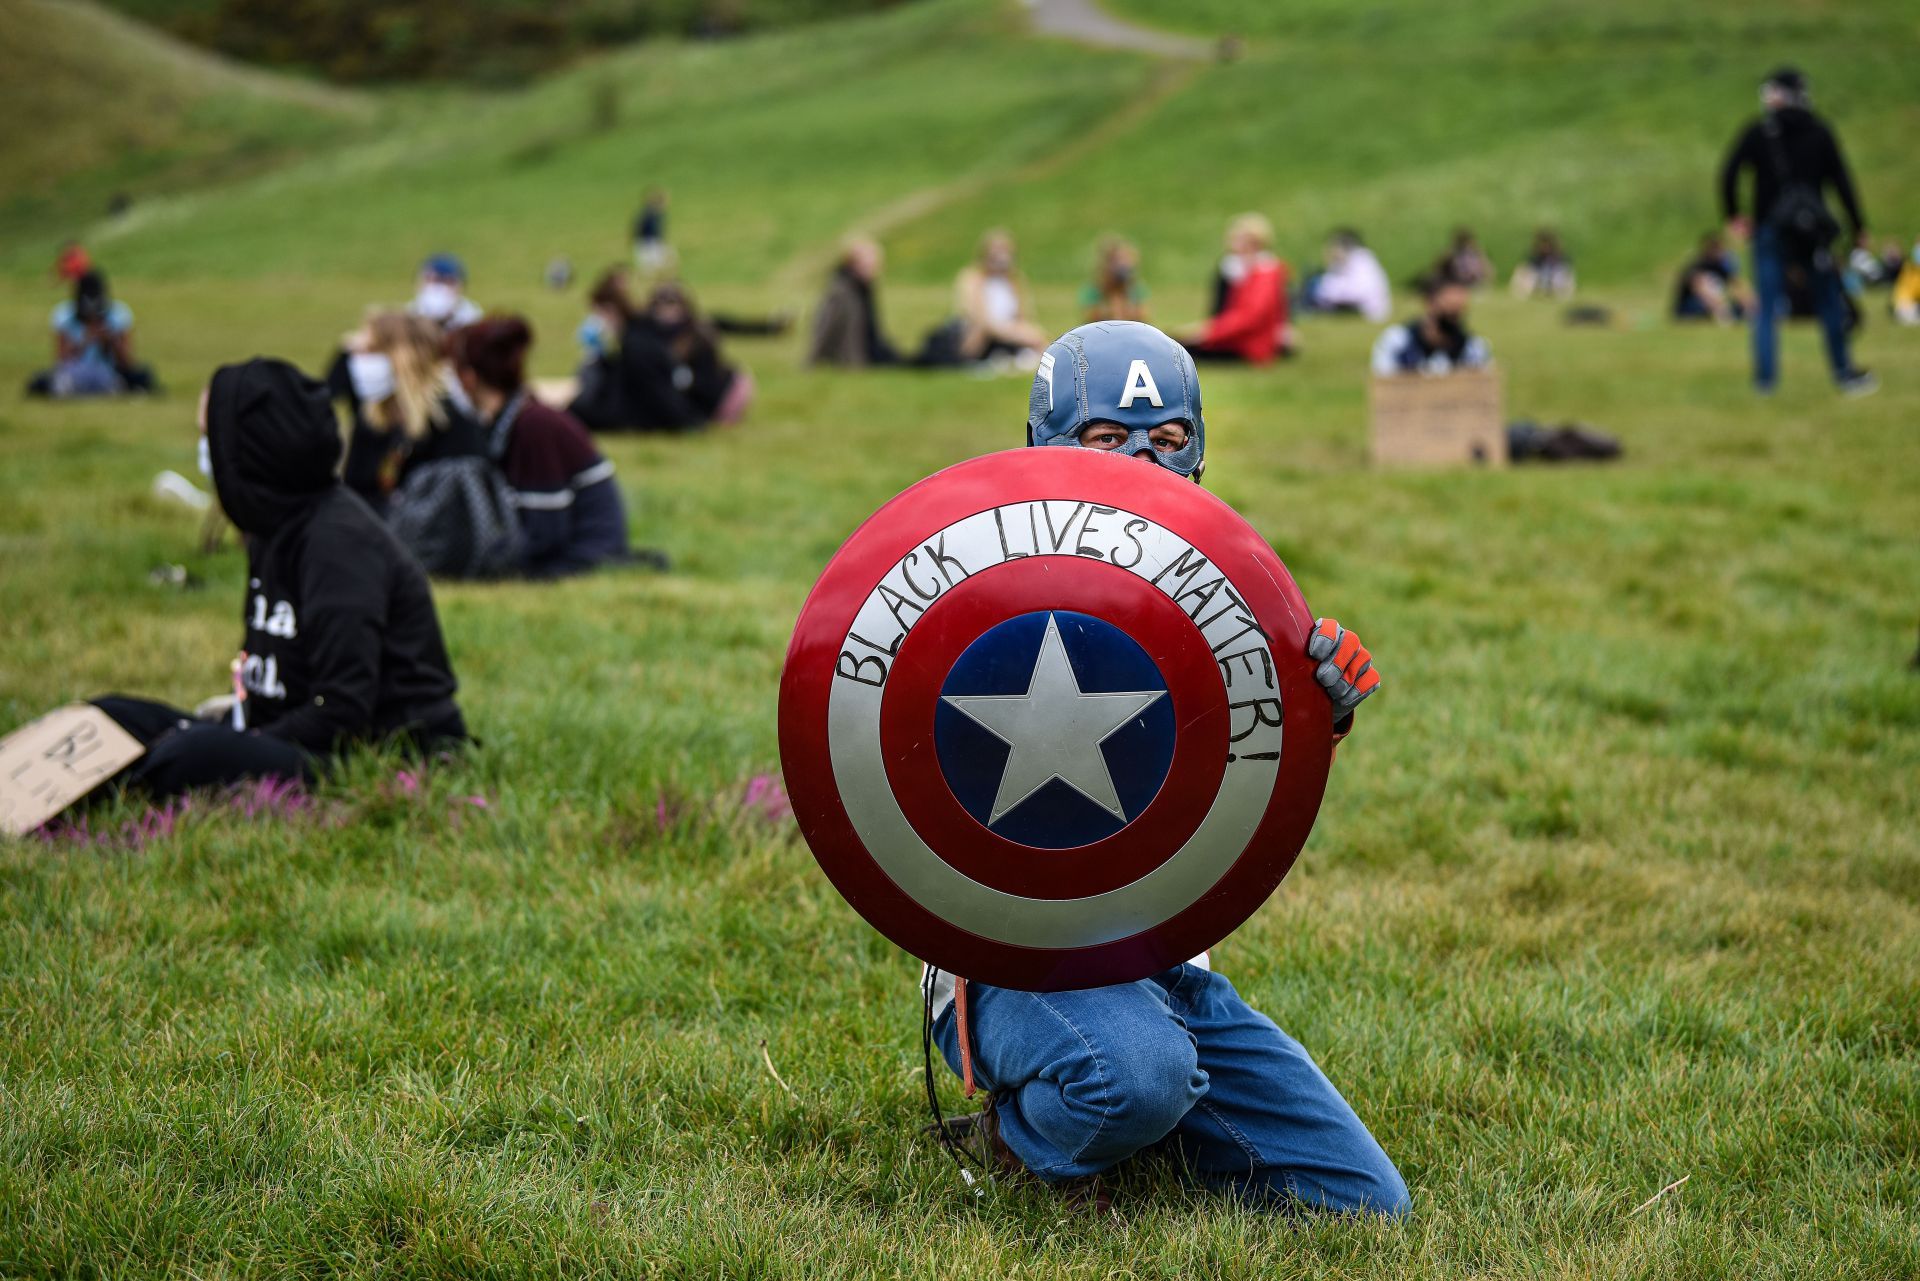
[1182,213,1291,363]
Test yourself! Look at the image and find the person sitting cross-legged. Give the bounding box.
[26,270,157,398]
[1371,274,1491,376]
[928,321,1405,1217]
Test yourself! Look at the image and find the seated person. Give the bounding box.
[1371,274,1492,375]
[1183,212,1290,363]
[954,230,1049,361]
[1510,228,1575,299]
[807,237,900,367]
[1435,227,1494,289]
[322,255,482,417]
[569,270,706,432]
[452,316,635,578]
[93,359,467,799]
[340,309,487,513]
[1893,239,1920,325]
[26,271,156,397]
[1080,236,1150,323]
[1672,232,1750,323]
[636,283,754,424]
[409,254,484,332]
[1846,238,1903,290]
[1297,227,1391,322]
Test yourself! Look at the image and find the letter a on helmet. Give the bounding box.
[1118,359,1164,408]
[1028,321,1204,478]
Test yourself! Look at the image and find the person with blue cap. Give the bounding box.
[409,254,483,332]
[925,320,1402,1215]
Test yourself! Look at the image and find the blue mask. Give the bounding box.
[1026,321,1206,479]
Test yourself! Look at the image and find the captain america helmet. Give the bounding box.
[1027,321,1205,479]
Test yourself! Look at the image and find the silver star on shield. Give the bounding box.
[942,613,1165,825]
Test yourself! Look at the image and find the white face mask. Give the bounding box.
[348,352,396,403]
[413,281,460,321]
[197,436,213,480]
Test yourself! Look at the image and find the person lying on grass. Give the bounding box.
[926,320,1405,1215]
[91,358,468,800]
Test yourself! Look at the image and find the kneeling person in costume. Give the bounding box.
[928,321,1403,1215]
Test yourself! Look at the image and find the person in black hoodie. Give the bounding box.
[1719,66,1875,397]
[92,359,467,798]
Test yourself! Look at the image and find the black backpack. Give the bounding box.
[387,455,524,579]
[1761,121,1841,254]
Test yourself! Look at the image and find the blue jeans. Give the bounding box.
[934,964,1410,1215]
[1751,226,1851,389]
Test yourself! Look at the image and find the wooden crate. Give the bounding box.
[1369,367,1507,468]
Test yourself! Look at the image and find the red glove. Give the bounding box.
[1307,618,1379,720]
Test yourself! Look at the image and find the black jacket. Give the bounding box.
[342,392,488,510]
[207,358,465,752]
[568,321,703,433]
[806,267,898,367]
[1719,107,1864,238]
[634,315,736,420]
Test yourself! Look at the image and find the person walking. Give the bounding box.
[1719,66,1875,397]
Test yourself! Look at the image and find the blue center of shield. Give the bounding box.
[935,610,1175,849]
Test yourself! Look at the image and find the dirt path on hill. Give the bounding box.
[772,0,1210,295]
[1024,0,1212,60]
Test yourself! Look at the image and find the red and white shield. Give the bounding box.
[779,448,1332,991]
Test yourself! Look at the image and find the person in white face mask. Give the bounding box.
[322,256,485,483]
[407,254,483,332]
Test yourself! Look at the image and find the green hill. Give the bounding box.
[1,2,1916,1277]
[0,0,371,244]
[6,0,1917,291]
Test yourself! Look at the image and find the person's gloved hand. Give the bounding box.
[1307,619,1379,730]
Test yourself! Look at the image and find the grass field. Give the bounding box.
[1,0,1917,1276]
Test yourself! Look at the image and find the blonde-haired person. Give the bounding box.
[1182,212,1292,363]
[341,308,487,511]
[954,229,1048,361]
[1081,236,1150,323]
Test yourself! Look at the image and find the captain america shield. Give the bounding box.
[778,447,1333,991]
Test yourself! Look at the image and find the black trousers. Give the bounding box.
[91,696,316,801]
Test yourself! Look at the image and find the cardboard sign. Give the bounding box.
[0,704,145,835]
[1369,368,1508,468]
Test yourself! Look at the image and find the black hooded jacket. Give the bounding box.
[1719,106,1864,239]
[206,358,464,752]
